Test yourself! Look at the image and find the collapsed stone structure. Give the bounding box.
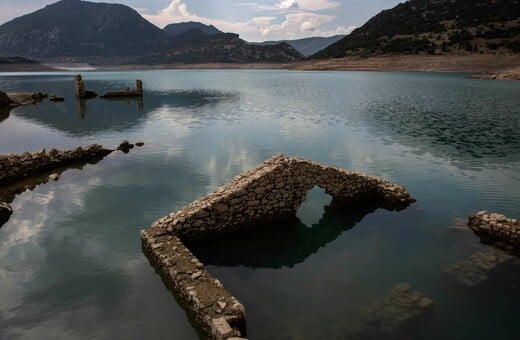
[468,211,520,251]
[74,74,97,99]
[0,144,113,227]
[0,144,112,186]
[101,79,143,98]
[346,283,434,338]
[141,154,416,339]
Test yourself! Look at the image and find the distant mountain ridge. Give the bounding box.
[312,0,520,59]
[0,0,171,60]
[163,22,222,37]
[133,32,303,64]
[256,35,345,57]
[0,1,302,64]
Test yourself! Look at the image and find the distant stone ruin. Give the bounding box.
[141,154,416,339]
[74,74,97,99]
[101,79,143,98]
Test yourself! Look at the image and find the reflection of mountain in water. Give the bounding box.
[186,202,381,269]
[12,90,239,136]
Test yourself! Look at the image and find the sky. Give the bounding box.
[0,0,404,42]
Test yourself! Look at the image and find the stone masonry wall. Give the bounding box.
[150,154,415,240]
[0,144,112,186]
[0,144,113,228]
[142,154,416,339]
[468,211,520,250]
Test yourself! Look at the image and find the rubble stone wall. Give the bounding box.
[142,154,416,339]
[0,144,112,186]
[468,211,520,249]
[150,154,416,240]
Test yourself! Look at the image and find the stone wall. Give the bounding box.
[468,211,520,250]
[150,154,415,240]
[0,144,114,227]
[142,154,415,339]
[0,144,112,186]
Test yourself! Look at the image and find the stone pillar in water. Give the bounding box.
[136,80,143,95]
[74,75,86,98]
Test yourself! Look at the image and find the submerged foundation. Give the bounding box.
[141,154,416,339]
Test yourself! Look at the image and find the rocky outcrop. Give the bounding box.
[468,211,520,251]
[0,144,112,186]
[142,154,415,339]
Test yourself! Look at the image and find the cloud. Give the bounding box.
[237,0,340,12]
[142,0,352,42]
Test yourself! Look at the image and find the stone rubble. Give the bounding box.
[142,154,416,339]
[444,247,514,287]
[347,283,434,338]
[468,211,520,251]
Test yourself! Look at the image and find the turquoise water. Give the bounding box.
[0,70,519,339]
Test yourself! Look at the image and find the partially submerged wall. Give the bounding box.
[0,144,112,186]
[468,211,520,251]
[0,144,113,227]
[142,154,416,339]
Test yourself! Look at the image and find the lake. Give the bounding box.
[0,70,519,339]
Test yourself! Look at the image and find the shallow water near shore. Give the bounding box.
[0,70,519,339]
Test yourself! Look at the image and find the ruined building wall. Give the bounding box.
[142,154,416,339]
[150,154,415,240]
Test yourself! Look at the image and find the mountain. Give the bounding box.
[256,35,345,57]
[0,56,56,71]
[133,32,303,64]
[163,22,222,37]
[0,0,171,61]
[312,0,520,59]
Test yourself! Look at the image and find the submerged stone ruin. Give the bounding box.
[101,79,143,99]
[141,154,416,339]
[74,74,97,99]
[468,211,520,252]
[0,144,113,227]
[444,247,514,287]
[347,283,434,338]
[0,144,112,186]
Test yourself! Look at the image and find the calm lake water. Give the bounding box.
[0,70,519,339]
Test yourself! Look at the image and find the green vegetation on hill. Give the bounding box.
[257,35,345,57]
[163,22,222,37]
[134,33,303,64]
[0,1,302,64]
[312,0,520,59]
[0,0,171,59]
[0,56,36,64]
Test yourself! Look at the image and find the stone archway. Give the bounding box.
[141,154,416,339]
